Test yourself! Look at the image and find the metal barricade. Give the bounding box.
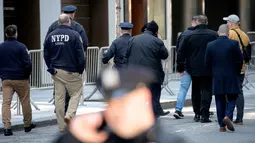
[29,50,54,89]
[10,50,44,114]
[83,46,113,101]
[161,47,175,95]
[81,47,100,102]
[243,41,255,90]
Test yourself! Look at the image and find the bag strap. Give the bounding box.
[232,29,245,48]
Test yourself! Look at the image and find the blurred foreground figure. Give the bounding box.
[53,67,188,143]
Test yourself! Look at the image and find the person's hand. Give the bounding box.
[104,87,155,139]
[157,34,162,40]
[69,113,108,143]
[179,71,185,76]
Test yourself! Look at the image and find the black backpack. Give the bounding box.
[232,29,251,63]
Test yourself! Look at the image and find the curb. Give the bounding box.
[0,99,192,132]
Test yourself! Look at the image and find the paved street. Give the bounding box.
[0,94,254,143]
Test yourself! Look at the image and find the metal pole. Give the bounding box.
[115,0,121,38]
[16,96,21,115]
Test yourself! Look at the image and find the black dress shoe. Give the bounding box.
[200,118,212,123]
[194,115,200,122]
[24,122,36,132]
[159,111,170,116]
[4,129,13,136]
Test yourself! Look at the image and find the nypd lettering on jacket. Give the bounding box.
[51,35,70,45]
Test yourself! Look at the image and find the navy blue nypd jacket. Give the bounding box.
[0,38,32,80]
[44,25,85,75]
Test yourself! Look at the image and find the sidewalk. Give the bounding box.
[0,80,254,132]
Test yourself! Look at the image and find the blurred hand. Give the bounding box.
[69,113,108,143]
[179,71,185,76]
[157,34,162,40]
[104,87,155,139]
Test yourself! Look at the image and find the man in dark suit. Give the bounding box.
[205,24,243,132]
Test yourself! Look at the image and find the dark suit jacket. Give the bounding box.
[205,36,243,95]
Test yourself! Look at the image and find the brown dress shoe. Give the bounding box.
[219,127,226,132]
[64,115,72,125]
[223,117,235,131]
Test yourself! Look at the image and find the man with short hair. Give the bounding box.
[44,14,85,132]
[126,21,169,118]
[102,22,134,69]
[223,14,251,125]
[0,25,36,136]
[173,16,197,119]
[205,24,243,132]
[177,15,218,123]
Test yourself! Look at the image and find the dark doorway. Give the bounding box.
[205,0,239,31]
[4,0,40,50]
[61,0,109,47]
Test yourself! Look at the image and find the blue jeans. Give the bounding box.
[176,72,191,111]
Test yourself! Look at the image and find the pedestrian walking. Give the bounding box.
[126,21,170,118]
[44,14,85,132]
[102,22,133,69]
[0,25,36,136]
[223,14,251,125]
[173,16,197,119]
[205,24,243,132]
[177,15,218,123]
[46,5,88,114]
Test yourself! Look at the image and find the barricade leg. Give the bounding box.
[84,87,98,101]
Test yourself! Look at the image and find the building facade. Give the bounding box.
[0,0,254,50]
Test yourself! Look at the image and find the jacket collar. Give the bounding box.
[7,37,17,41]
[194,24,208,30]
[144,30,156,36]
[58,25,72,29]
[187,26,194,30]
[218,36,229,39]
[230,25,240,30]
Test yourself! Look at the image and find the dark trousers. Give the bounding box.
[149,83,163,116]
[191,76,212,118]
[235,74,245,122]
[215,94,238,127]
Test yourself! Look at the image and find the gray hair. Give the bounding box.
[218,24,229,34]
[58,14,70,25]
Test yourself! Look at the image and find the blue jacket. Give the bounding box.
[0,38,32,80]
[205,36,243,95]
[44,25,85,75]
[102,33,132,69]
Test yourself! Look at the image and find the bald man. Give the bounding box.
[44,14,85,132]
[205,24,243,132]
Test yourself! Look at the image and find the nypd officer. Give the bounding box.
[102,22,133,69]
[44,14,85,132]
[46,5,88,50]
[46,5,88,114]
